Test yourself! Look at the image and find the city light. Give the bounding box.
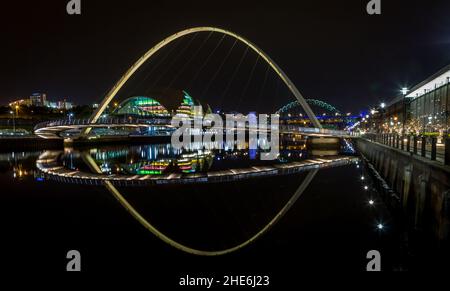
[0,4,449,273]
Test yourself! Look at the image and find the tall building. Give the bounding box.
[58,99,73,110]
[29,93,47,107]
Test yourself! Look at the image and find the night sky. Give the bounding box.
[1,0,449,113]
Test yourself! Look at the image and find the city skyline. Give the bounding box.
[1,0,449,113]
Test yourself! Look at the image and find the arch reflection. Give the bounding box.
[36,141,356,256]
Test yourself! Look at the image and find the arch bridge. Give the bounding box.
[34,27,355,139]
[276,99,341,115]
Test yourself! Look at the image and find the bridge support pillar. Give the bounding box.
[306,137,341,152]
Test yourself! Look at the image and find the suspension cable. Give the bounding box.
[147,33,198,91]
[218,46,249,109]
[200,38,238,101]
[164,31,214,92]
[185,34,226,90]
[131,37,183,96]
[236,54,260,110]
[255,64,271,113]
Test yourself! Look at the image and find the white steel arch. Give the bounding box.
[88,27,322,129]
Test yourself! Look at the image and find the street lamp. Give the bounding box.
[10,111,15,132]
[401,87,409,134]
[380,102,386,109]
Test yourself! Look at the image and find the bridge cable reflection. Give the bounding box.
[81,151,318,256]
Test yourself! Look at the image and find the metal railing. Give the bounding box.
[281,125,360,137]
[34,118,169,131]
[364,133,450,165]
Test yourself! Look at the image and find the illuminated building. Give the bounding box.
[30,92,47,106]
[379,64,450,135]
[407,64,450,134]
[112,90,208,119]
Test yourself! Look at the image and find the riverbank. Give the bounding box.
[356,138,450,244]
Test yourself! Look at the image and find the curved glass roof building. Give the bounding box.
[112,90,206,118]
[114,96,171,118]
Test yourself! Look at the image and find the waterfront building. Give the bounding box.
[375,64,450,136]
[407,64,450,135]
[30,92,47,107]
[112,90,209,119]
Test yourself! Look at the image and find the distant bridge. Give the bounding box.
[277,99,341,115]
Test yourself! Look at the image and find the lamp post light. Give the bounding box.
[378,102,386,135]
[401,87,409,135]
[10,111,15,133]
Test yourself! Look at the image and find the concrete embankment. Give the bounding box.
[356,138,450,243]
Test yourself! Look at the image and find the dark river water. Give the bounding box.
[0,140,446,277]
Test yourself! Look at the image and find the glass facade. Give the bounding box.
[114,96,171,117]
[176,91,195,117]
[409,81,450,134]
[113,91,199,118]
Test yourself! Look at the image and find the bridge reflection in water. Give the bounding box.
[34,138,357,255]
